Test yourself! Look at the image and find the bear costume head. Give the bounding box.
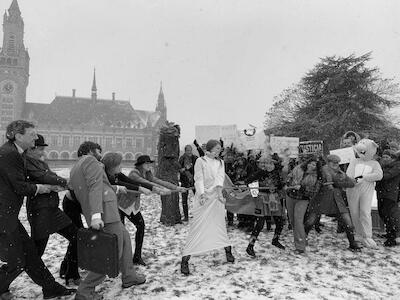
[354,139,378,161]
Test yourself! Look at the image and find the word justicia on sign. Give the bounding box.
[299,141,324,154]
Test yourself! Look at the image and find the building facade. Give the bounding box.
[0,0,167,161]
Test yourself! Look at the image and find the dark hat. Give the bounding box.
[135,155,155,166]
[34,134,48,147]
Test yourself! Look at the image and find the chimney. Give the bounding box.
[72,89,76,97]
[112,92,115,101]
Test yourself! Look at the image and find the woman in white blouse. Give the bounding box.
[181,139,234,275]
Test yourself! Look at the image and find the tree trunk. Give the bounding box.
[157,122,182,226]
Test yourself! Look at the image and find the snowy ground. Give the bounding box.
[2,168,400,299]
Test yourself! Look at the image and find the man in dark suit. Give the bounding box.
[69,142,146,300]
[0,120,76,299]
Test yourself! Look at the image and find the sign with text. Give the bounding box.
[329,147,355,165]
[195,125,239,146]
[269,136,300,157]
[299,141,324,156]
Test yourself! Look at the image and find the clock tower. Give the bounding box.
[0,0,29,129]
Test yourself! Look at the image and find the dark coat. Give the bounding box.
[178,154,198,187]
[25,156,67,211]
[376,160,400,202]
[0,141,37,233]
[25,155,71,239]
[310,168,354,215]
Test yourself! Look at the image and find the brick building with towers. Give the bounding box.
[0,0,167,161]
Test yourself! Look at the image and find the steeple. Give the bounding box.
[9,0,21,16]
[2,0,25,55]
[156,81,167,122]
[91,68,97,102]
[156,81,165,109]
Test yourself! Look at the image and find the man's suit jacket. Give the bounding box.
[0,141,37,233]
[26,156,68,211]
[69,155,120,227]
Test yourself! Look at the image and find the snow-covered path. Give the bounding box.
[3,168,400,299]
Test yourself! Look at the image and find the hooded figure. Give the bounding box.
[346,139,383,248]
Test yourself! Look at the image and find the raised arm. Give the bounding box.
[26,157,67,187]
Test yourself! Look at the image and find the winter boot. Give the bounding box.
[346,228,362,252]
[246,236,257,257]
[180,256,190,275]
[224,246,235,263]
[271,234,285,250]
[384,239,397,247]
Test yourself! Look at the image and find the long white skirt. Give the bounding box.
[183,191,231,256]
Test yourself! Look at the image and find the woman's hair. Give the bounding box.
[101,152,123,174]
[206,139,221,152]
[300,156,323,180]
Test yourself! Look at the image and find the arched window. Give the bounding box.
[60,151,70,160]
[48,151,59,160]
[124,152,134,161]
[12,59,17,66]
[6,58,11,65]
[71,151,78,159]
[135,152,143,160]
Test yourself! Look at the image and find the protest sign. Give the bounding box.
[269,136,300,157]
[329,147,355,164]
[299,141,324,155]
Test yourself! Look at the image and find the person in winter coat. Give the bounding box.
[25,135,80,286]
[285,156,323,254]
[244,155,286,257]
[376,150,400,246]
[304,155,361,252]
[120,155,185,265]
[179,145,198,221]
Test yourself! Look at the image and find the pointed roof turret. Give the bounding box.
[91,68,97,102]
[157,81,165,107]
[9,0,21,15]
[91,68,97,92]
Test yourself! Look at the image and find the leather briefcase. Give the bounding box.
[77,228,119,278]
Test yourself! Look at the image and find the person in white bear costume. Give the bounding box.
[346,139,383,248]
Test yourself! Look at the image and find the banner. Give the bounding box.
[195,125,238,145]
[299,140,324,156]
[236,130,266,150]
[269,136,300,157]
[329,147,355,165]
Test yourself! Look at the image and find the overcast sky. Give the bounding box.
[4,0,400,145]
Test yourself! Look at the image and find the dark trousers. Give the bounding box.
[305,211,356,246]
[378,197,400,241]
[251,216,284,238]
[61,195,83,271]
[181,192,189,220]
[119,210,145,259]
[227,211,234,222]
[34,223,79,277]
[0,222,56,293]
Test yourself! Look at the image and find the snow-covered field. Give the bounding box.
[2,168,400,299]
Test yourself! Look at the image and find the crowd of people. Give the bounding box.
[1,120,400,299]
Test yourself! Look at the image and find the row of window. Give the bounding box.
[0,57,18,66]
[47,135,146,149]
[45,151,142,161]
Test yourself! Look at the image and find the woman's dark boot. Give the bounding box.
[272,234,285,250]
[346,228,361,252]
[246,236,256,257]
[180,256,190,275]
[224,246,235,263]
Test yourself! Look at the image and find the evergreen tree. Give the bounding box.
[265,53,400,149]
